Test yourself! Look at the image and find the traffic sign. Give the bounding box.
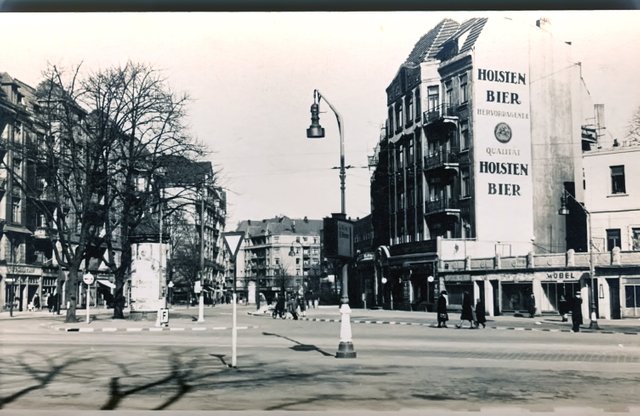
[82,272,95,285]
[223,231,244,260]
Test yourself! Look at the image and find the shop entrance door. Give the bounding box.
[608,278,621,319]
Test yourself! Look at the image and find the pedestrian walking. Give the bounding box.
[47,292,54,313]
[299,294,307,317]
[559,295,569,322]
[436,290,448,328]
[475,298,487,328]
[571,292,583,332]
[528,293,536,318]
[456,291,475,329]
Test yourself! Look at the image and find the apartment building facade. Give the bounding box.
[367,17,597,312]
[234,216,323,304]
[582,143,640,318]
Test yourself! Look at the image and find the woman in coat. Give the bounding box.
[475,298,487,328]
[436,290,449,328]
[456,291,475,329]
[571,292,583,332]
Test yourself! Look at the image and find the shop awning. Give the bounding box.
[97,279,116,289]
[3,224,33,235]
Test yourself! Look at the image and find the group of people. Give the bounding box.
[437,290,486,329]
[436,289,585,332]
[273,292,307,320]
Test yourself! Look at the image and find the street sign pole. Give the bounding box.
[223,231,244,368]
[83,272,94,324]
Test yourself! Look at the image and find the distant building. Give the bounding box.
[233,216,323,304]
[582,143,640,318]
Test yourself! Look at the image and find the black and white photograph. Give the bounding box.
[1,4,640,416]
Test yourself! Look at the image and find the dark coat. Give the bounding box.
[571,296,583,325]
[437,295,448,315]
[460,293,473,321]
[475,301,487,324]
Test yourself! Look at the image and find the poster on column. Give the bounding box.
[130,243,164,312]
[472,18,534,246]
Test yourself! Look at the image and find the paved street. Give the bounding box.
[2,305,640,415]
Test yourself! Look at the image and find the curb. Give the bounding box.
[297,317,640,335]
[55,325,260,333]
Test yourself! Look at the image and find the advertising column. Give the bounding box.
[472,20,534,253]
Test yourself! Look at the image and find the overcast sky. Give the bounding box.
[1,11,639,228]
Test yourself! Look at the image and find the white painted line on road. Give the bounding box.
[102,328,118,332]
[211,326,227,330]
[375,320,384,324]
[126,328,143,332]
[192,327,206,331]
[78,328,94,332]
[169,327,186,331]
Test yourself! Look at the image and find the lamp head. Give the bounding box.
[306,103,325,138]
[558,192,570,216]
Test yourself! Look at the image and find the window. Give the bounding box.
[606,229,621,251]
[388,109,394,134]
[396,103,403,132]
[460,120,469,150]
[414,89,421,121]
[427,86,439,112]
[445,81,453,106]
[461,169,470,197]
[406,94,413,126]
[12,199,21,223]
[408,140,414,165]
[625,285,640,308]
[459,73,468,103]
[610,165,626,194]
[633,228,640,251]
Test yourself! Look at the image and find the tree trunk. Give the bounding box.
[64,268,79,323]
[112,242,132,319]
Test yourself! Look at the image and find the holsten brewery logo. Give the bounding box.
[494,122,512,143]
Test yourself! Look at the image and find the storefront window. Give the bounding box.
[625,285,640,308]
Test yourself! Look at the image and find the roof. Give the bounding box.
[404,18,460,65]
[159,155,215,187]
[236,216,323,237]
[436,17,488,60]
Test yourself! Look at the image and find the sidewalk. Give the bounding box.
[2,304,639,334]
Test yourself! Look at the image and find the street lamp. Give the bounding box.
[558,189,600,330]
[156,167,169,327]
[197,177,207,323]
[307,89,356,358]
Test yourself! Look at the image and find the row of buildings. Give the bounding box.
[0,71,227,314]
[226,17,639,321]
[348,16,640,320]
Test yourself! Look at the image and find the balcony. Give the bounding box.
[424,198,461,218]
[423,104,458,129]
[423,148,459,174]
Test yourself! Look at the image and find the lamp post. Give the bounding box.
[198,179,206,323]
[307,89,356,358]
[156,168,169,327]
[558,190,600,330]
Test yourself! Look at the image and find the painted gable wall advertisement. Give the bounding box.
[472,19,534,249]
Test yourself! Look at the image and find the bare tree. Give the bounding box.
[22,65,108,322]
[80,62,205,319]
[625,105,640,145]
[168,211,201,305]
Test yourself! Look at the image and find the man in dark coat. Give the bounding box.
[456,291,475,329]
[436,290,448,328]
[571,292,583,332]
[475,298,487,328]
